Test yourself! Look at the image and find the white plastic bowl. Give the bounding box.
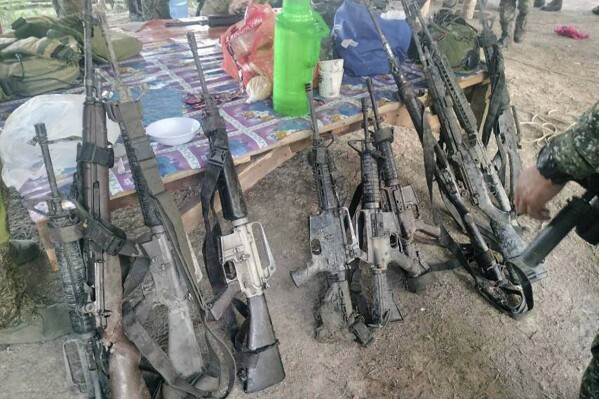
[146,117,202,146]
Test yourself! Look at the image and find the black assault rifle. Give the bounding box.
[364,78,438,292]
[365,3,535,316]
[400,0,546,286]
[290,83,371,346]
[187,32,285,394]
[349,99,405,325]
[477,0,523,202]
[36,123,107,398]
[38,2,149,397]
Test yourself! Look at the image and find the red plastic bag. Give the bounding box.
[554,25,589,40]
[221,4,276,87]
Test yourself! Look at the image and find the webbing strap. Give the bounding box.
[112,99,236,398]
[77,142,115,168]
[199,139,240,337]
[70,199,139,257]
[420,110,481,283]
[482,49,508,145]
[122,302,218,398]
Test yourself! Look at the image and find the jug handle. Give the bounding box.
[306,12,330,69]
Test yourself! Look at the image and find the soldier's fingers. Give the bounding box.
[527,203,550,221]
[516,195,527,216]
[539,207,551,221]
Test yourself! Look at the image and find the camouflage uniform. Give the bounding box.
[499,0,530,42]
[0,244,32,329]
[536,101,599,399]
[536,101,599,184]
[51,0,83,17]
[580,334,599,399]
[141,0,171,20]
[0,161,32,329]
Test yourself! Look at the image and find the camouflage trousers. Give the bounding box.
[126,0,171,20]
[0,244,31,329]
[51,0,83,17]
[499,0,530,34]
[581,333,599,399]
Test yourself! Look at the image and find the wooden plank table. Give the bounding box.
[32,19,490,269]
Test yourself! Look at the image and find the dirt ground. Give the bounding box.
[1,1,598,398]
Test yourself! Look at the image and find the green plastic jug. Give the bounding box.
[273,0,329,116]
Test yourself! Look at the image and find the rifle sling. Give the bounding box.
[482,49,508,146]
[112,100,235,398]
[122,302,219,398]
[420,109,481,283]
[199,130,277,368]
[77,141,115,168]
[70,198,141,257]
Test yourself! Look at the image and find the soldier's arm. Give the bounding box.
[515,101,598,220]
[537,101,599,184]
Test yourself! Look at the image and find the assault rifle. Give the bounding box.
[477,0,523,202]
[364,78,437,292]
[187,32,285,393]
[290,83,371,346]
[99,18,235,398]
[365,3,534,316]
[36,123,106,398]
[400,0,546,283]
[72,3,148,398]
[349,98,403,325]
[38,3,148,397]
[513,188,599,271]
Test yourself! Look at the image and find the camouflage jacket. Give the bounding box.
[537,101,599,185]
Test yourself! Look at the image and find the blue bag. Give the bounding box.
[332,0,412,76]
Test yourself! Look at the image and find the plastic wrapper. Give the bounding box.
[246,75,272,104]
[0,94,120,191]
[221,4,276,87]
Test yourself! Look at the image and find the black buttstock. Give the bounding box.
[242,295,285,393]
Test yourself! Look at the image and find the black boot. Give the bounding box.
[534,0,545,7]
[514,14,527,43]
[541,0,562,11]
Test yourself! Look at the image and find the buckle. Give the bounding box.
[208,147,228,167]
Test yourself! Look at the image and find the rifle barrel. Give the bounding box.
[361,98,372,149]
[35,124,60,196]
[366,79,381,131]
[83,0,94,99]
[187,32,216,110]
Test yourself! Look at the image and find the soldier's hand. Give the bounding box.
[229,0,252,14]
[515,166,565,220]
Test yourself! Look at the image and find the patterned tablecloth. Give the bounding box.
[0,27,484,211]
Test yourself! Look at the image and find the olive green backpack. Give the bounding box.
[427,9,480,71]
